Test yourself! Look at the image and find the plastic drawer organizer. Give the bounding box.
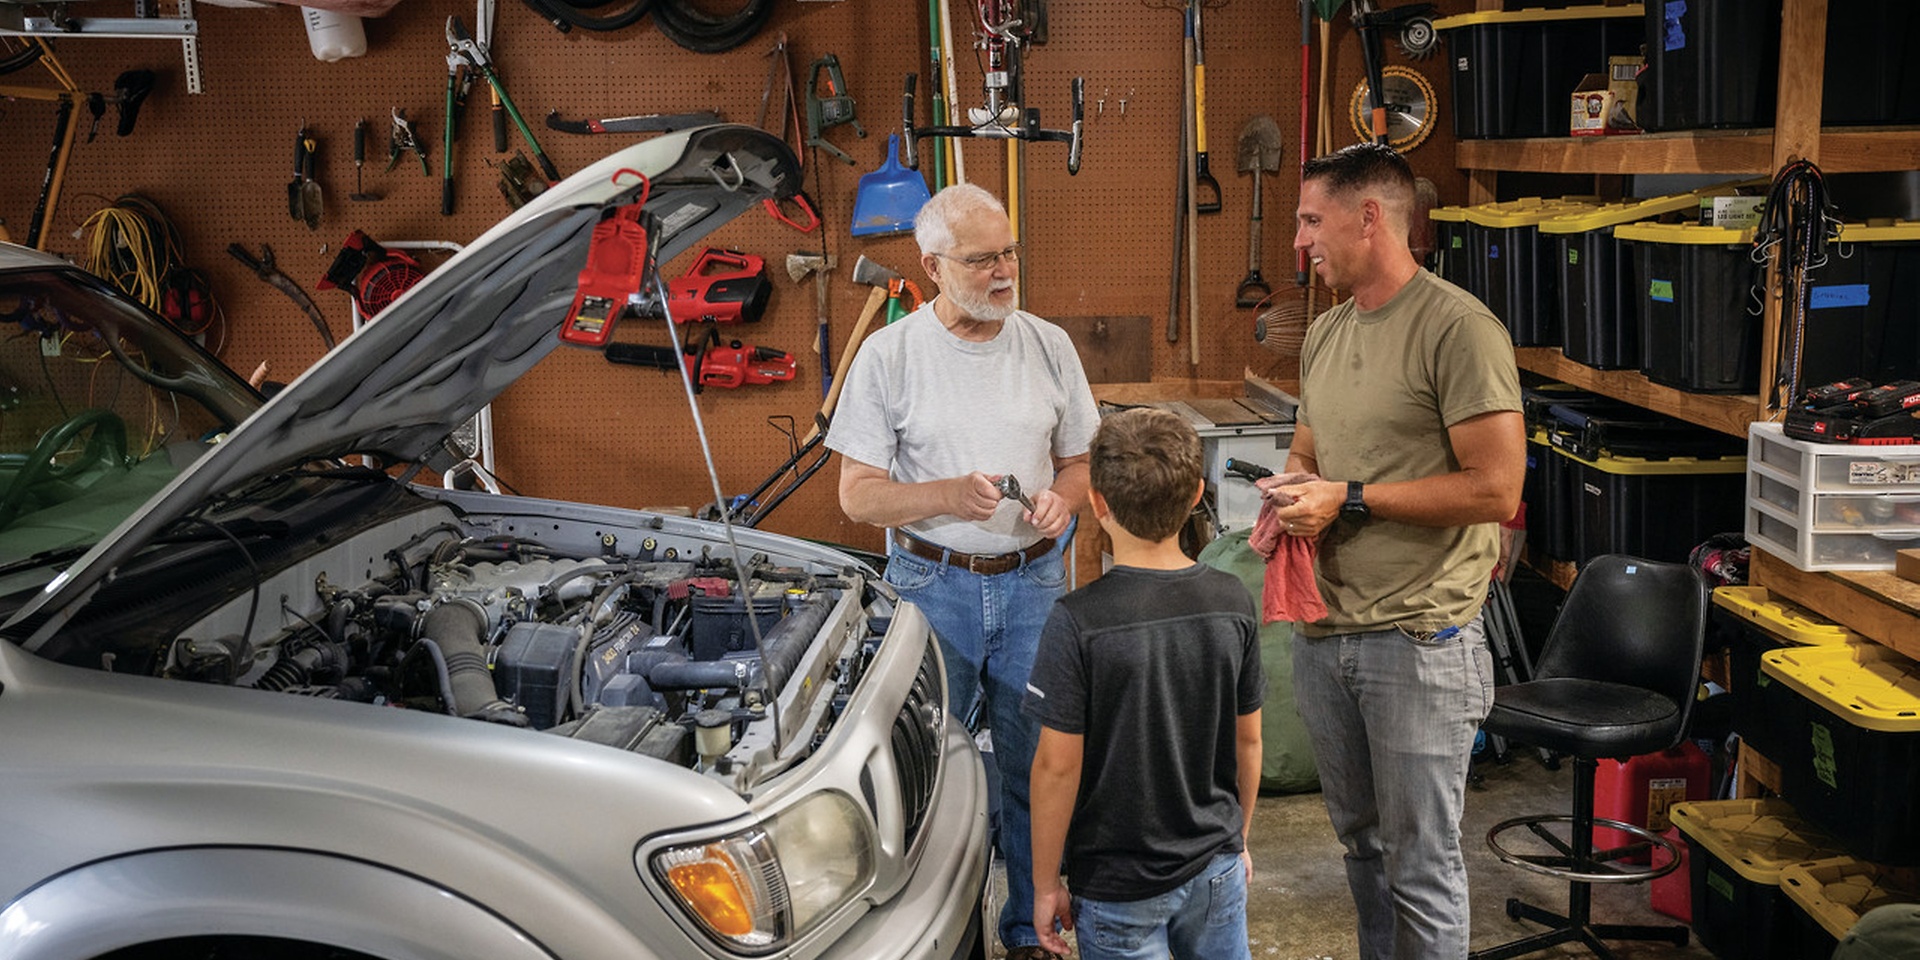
[1746,421,1920,571]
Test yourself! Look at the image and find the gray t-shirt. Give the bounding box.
[826,301,1099,554]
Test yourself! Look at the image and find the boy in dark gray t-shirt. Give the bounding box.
[1024,407,1264,960]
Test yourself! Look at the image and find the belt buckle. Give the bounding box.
[966,553,998,575]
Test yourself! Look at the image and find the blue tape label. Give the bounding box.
[1489,243,1501,260]
[1665,1,1688,52]
[1809,284,1871,309]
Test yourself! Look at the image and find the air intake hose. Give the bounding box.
[420,599,526,726]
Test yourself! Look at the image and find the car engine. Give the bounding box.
[154,495,890,788]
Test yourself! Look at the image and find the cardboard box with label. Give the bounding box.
[1570,55,1643,136]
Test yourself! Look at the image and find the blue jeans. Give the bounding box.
[885,534,1068,951]
[1291,617,1495,960]
[1071,851,1251,960]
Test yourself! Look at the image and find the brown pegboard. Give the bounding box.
[0,0,1478,554]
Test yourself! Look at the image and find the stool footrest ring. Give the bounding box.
[1485,813,1682,884]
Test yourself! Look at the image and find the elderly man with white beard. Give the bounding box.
[827,182,1099,960]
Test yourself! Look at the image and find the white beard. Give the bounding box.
[945,280,1017,322]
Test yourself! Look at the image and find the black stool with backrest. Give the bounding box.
[1469,554,1710,960]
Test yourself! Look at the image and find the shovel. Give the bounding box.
[850,134,931,237]
[1235,115,1284,308]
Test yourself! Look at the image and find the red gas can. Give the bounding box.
[1594,739,1712,863]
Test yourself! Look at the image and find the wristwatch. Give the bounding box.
[1342,481,1370,521]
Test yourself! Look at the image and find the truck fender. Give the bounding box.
[1,847,559,960]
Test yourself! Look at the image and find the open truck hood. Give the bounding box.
[9,124,803,631]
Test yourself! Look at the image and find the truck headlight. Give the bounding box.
[650,791,875,952]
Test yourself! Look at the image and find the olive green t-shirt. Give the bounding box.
[1296,269,1521,637]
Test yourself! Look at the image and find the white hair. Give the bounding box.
[913,183,1006,256]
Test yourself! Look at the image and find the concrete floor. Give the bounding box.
[993,747,1719,959]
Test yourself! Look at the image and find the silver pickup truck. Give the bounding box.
[0,125,987,960]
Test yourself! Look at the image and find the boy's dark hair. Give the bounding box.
[1090,407,1203,541]
[1302,141,1415,209]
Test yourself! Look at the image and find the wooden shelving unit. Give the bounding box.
[1458,127,1920,177]
[1514,348,1758,438]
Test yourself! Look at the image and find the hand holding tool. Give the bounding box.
[994,474,1036,514]
[448,15,559,182]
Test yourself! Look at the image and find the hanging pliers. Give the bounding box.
[448,14,559,183]
[388,107,431,176]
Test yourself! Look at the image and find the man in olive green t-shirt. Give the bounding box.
[1267,142,1525,960]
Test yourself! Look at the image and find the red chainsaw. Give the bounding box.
[603,325,795,393]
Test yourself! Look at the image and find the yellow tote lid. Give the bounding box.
[1549,443,1746,474]
[1779,856,1920,940]
[1430,205,1470,223]
[1837,221,1920,242]
[1670,798,1844,884]
[1615,221,1756,245]
[1710,586,1866,646]
[1761,643,1920,732]
[1464,197,1601,227]
[1434,3,1644,30]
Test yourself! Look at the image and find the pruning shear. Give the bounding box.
[447,14,559,183]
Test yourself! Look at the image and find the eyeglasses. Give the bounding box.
[935,242,1022,271]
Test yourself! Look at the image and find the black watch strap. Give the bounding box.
[1343,480,1369,519]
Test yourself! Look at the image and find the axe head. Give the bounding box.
[851,254,904,289]
[785,252,832,284]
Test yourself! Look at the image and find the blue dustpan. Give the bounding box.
[851,134,932,237]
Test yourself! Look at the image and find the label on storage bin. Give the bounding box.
[1810,285,1871,309]
[1663,2,1688,52]
[1849,461,1920,484]
[1649,278,1675,302]
[1812,721,1837,788]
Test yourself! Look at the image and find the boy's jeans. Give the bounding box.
[1292,617,1495,960]
[1070,851,1252,960]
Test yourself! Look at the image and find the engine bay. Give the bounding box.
[138,478,890,790]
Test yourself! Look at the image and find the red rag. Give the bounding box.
[1250,489,1329,624]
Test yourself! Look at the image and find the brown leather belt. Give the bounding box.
[892,529,1054,576]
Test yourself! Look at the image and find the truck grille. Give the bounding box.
[889,642,944,846]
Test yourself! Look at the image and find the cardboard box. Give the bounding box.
[1609,55,1643,126]
[1570,58,1643,136]
[1897,547,1920,583]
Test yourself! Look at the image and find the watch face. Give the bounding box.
[1349,66,1437,151]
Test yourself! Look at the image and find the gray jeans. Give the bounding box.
[1292,617,1495,960]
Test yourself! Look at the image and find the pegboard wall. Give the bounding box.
[0,0,1480,553]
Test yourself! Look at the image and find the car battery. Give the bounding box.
[1615,221,1762,394]
[1762,642,1920,865]
[1595,739,1711,865]
[1670,798,1846,960]
[689,591,787,661]
[1435,4,1646,139]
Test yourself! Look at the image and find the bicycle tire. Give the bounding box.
[0,39,45,76]
[651,0,775,54]
[525,0,654,32]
